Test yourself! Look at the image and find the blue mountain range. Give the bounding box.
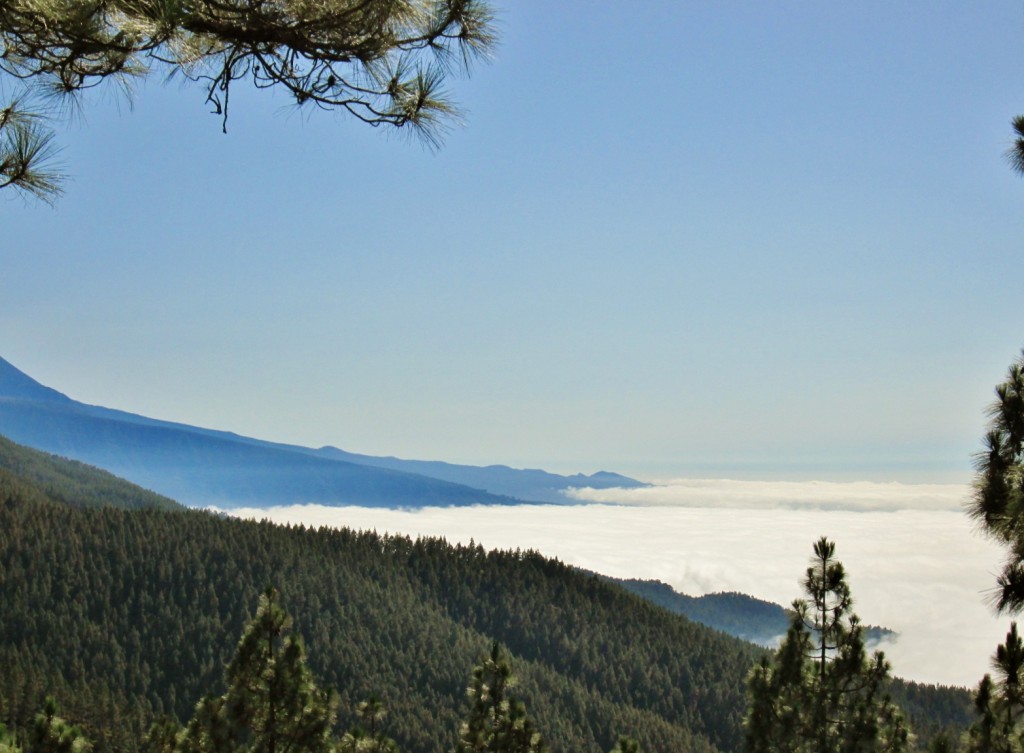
[0,356,647,508]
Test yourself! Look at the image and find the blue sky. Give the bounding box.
[4,1,1024,481]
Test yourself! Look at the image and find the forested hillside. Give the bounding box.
[0,446,972,753]
[0,496,754,753]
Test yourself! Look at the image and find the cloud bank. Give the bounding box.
[222,478,1005,688]
[565,477,970,512]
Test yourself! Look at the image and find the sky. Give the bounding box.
[224,484,1006,688]
[4,2,1024,481]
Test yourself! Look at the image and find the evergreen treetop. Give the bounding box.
[744,537,909,753]
[966,622,1024,753]
[0,0,496,199]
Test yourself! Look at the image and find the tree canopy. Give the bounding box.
[968,351,1024,614]
[0,0,496,199]
[173,587,338,753]
[965,623,1024,753]
[454,643,544,753]
[744,537,909,753]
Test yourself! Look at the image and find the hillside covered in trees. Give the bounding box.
[0,435,972,753]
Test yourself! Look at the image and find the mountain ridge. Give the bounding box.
[0,357,72,403]
[0,355,647,508]
[311,445,647,503]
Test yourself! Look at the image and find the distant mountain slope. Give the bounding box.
[0,357,72,403]
[0,356,645,508]
[605,577,791,644]
[608,577,897,648]
[0,433,181,511]
[0,399,519,508]
[314,446,648,503]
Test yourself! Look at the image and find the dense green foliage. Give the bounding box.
[744,538,909,753]
[612,577,967,744]
[964,352,1024,752]
[0,437,972,753]
[969,351,1024,614]
[174,588,339,753]
[0,698,93,753]
[965,623,1024,752]
[30,698,93,753]
[454,643,544,753]
[0,489,755,753]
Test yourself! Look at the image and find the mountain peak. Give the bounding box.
[0,356,72,403]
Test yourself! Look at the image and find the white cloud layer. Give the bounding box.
[222,478,1008,689]
[565,478,971,512]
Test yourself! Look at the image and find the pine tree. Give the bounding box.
[0,724,21,753]
[338,696,398,753]
[177,588,338,753]
[927,733,957,753]
[0,700,92,753]
[454,643,544,753]
[608,736,641,753]
[28,698,92,753]
[966,623,1024,753]
[744,537,910,753]
[145,718,184,753]
[0,101,62,202]
[969,352,1024,615]
[1,0,496,200]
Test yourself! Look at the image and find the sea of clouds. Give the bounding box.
[565,477,970,512]
[224,477,1010,689]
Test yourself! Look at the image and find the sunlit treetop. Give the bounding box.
[0,0,496,200]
